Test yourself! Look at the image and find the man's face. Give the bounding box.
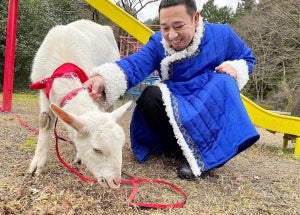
[159,5,199,51]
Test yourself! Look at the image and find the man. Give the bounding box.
[83,0,260,180]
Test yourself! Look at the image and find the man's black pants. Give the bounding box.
[136,85,182,157]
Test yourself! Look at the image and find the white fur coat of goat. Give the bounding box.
[29,19,131,189]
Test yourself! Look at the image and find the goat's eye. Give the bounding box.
[93,148,102,154]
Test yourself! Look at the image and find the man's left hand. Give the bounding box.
[215,63,237,79]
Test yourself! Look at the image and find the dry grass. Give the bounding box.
[0,92,299,214]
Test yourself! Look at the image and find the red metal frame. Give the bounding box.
[1,0,18,112]
[119,26,160,105]
[119,36,142,58]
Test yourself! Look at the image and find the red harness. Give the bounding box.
[29,63,89,101]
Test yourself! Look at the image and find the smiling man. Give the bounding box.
[84,0,260,180]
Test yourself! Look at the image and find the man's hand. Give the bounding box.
[215,63,237,79]
[83,75,105,101]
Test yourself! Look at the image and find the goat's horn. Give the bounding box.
[111,101,132,121]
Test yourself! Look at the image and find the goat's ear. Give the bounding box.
[50,103,84,131]
[111,101,132,121]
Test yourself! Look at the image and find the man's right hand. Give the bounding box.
[83,75,105,101]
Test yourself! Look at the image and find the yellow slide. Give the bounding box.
[85,0,300,156]
[242,95,300,155]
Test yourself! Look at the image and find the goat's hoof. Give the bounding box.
[29,163,37,176]
[29,167,43,176]
[73,158,81,165]
[29,167,37,176]
[30,170,36,176]
[29,160,43,176]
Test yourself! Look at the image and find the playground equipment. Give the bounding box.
[119,28,159,106]
[119,36,142,58]
[85,0,300,156]
[1,0,299,155]
[242,95,300,155]
[1,0,18,112]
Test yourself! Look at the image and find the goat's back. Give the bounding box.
[31,19,120,82]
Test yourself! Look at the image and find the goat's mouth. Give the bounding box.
[98,177,120,189]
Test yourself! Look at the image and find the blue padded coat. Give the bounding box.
[116,21,260,176]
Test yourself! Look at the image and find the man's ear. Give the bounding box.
[194,11,200,26]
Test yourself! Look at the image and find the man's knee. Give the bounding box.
[137,85,162,109]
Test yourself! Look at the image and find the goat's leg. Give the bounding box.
[73,154,82,165]
[29,92,55,175]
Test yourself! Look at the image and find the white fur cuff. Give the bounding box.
[91,63,127,109]
[223,60,249,90]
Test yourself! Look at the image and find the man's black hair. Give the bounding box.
[158,0,197,19]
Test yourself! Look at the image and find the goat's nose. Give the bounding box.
[113,176,121,186]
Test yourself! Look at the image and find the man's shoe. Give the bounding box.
[177,159,195,180]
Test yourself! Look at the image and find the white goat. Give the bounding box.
[29,19,131,189]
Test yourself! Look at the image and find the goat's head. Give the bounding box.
[50,101,132,189]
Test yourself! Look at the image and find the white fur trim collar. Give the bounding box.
[160,17,205,81]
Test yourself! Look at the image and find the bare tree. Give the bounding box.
[114,0,160,18]
[233,0,300,109]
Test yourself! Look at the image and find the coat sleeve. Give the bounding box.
[116,32,164,89]
[222,25,256,90]
[90,32,164,109]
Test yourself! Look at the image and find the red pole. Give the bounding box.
[1,0,18,112]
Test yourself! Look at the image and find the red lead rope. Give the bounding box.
[121,176,187,209]
[54,120,187,209]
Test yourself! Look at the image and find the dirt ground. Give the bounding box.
[0,93,299,214]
